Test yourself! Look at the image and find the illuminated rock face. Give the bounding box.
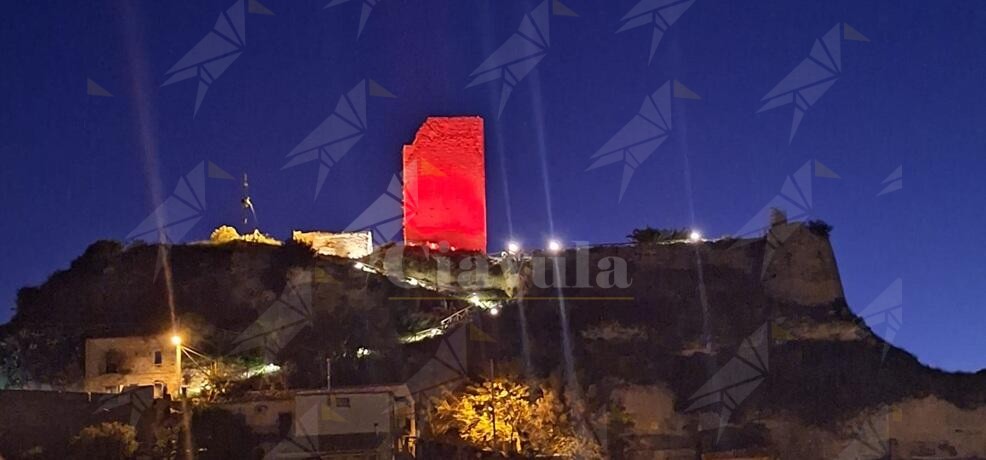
[403,117,487,252]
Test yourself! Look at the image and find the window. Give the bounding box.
[335,397,351,407]
[153,382,165,398]
[103,349,122,374]
[153,350,162,365]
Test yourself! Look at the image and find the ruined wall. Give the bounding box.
[292,230,373,259]
[402,117,487,252]
[84,335,180,395]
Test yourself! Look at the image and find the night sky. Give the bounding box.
[1,0,984,371]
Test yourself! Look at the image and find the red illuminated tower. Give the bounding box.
[403,117,487,252]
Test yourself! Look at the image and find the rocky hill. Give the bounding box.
[2,223,985,458]
[497,225,986,458]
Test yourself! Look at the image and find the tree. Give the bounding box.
[192,356,258,401]
[209,225,240,243]
[430,376,602,458]
[69,422,138,460]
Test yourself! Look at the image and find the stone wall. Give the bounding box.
[292,230,373,259]
[84,335,180,396]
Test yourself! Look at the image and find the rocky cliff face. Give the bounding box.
[496,225,986,458]
[2,225,984,458]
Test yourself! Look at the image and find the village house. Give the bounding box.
[83,334,181,398]
[263,384,417,459]
[218,391,296,442]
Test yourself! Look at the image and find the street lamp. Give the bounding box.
[170,334,182,398]
[547,239,562,253]
[688,231,702,243]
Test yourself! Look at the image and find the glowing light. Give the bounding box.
[354,261,365,270]
[688,231,702,243]
[547,239,563,253]
[506,241,521,254]
[399,327,443,343]
[468,293,481,305]
[242,363,282,379]
[356,347,374,358]
[489,306,500,316]
[170,335,182,347]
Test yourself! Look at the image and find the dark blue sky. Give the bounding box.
[1,0,984,371]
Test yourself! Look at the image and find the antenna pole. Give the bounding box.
[240,173,257,230]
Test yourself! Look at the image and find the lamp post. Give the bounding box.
[170,334,182,398]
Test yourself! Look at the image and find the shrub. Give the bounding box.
[806,219,833,237]
[627,227,689,244]
[69,422,138,460]
[209,225,240,243]
[209,225,281,246]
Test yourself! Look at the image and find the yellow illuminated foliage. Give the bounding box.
[209,225,282,246]
[210,225,240,243]
[430,376,602,458]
